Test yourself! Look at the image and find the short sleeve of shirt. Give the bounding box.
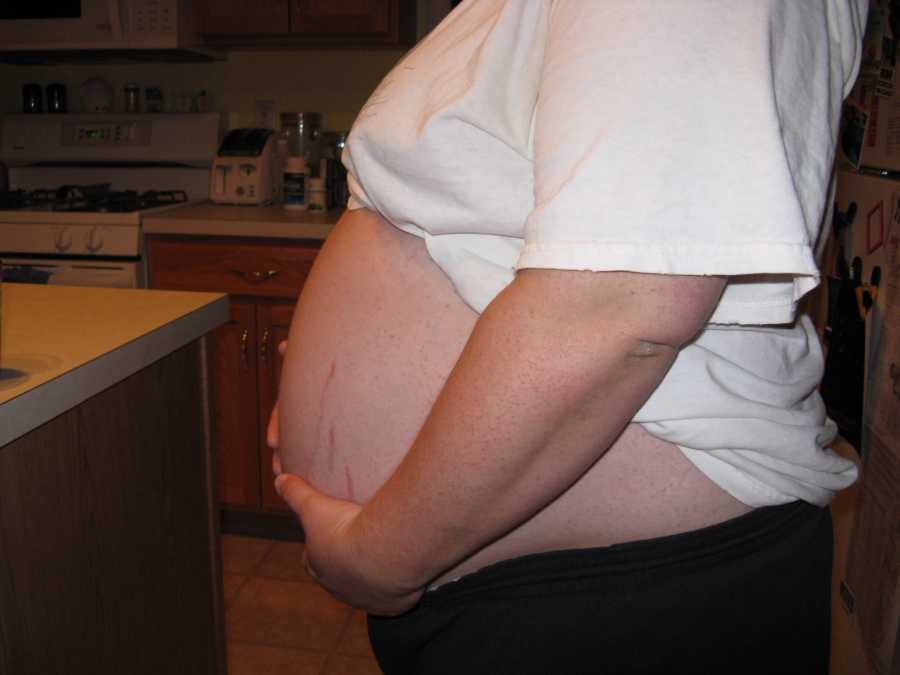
[517,1,865,325]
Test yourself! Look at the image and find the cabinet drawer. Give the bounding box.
[148,236,320,298]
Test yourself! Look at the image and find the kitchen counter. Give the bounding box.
[0,284,227,448]
[142,201,343,240]
[0,283,229,675]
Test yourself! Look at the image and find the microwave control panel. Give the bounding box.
[127,0,177,36]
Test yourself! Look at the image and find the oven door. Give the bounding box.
[0,256,142,288]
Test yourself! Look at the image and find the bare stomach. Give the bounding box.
[278,208,751,586]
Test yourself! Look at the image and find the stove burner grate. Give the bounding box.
[0,185,189,213]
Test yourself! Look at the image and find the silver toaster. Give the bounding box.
[210,128,278,205]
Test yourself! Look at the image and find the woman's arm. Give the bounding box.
[276,268,725,614]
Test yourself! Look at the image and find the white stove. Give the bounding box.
[0,113,220,287]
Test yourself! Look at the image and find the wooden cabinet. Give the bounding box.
[291,0,391,37]
[199,0,415,48]
[147,235,321,513]
[201,0,289,35]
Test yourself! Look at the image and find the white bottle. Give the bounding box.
[307,177,327,211]
[283,156,308,211]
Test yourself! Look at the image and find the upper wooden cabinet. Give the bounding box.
[201,0,290,35]
[292,0,390,36]
[200,0,416,48]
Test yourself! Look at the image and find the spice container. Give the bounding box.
[124,83,140,113]
[22,84,42,113]
[145,86,164,113]
[47,84,67,113]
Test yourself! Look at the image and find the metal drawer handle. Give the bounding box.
[240,328,249,367]
[260,328,270,362]
[229,269,280,283]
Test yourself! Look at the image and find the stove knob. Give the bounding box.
[54,227,73,252]
[86,227,104,253]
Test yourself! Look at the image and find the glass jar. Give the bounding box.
[279,112,323,172]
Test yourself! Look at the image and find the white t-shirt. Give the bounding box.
[342,0,868,507]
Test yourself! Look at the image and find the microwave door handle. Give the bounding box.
[107,0,124,40]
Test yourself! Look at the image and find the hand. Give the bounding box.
[267,341,290,472]
[275,472,425,616]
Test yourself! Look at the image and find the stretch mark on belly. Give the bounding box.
[315,360,336,468]
[344,465,356,502]
[328,423,336,472]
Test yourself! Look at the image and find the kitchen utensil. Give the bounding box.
[22,84,42,113]
[210,128,279,206]
[46,84,67,113]
[80,77,114,112]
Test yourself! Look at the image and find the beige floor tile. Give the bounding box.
[221,535,275,575]
[322,654,384,675]
[256,540,315,583]
[222,573,248,609]
[334,610,375,658]
[227,577,352,651]
[227,642,328,675]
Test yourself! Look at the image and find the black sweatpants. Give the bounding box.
[368,500,833,675]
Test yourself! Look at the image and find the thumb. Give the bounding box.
[274,472,318,515]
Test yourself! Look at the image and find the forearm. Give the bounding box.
[351,270,719,593]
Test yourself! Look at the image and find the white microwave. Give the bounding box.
[0,0,210,53]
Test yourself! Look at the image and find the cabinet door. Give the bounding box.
[257,300,297,512]
[290,0,391,36]
[209,300,262,508]
[200,0,290,34]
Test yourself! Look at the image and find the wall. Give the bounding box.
[0,49,407,133]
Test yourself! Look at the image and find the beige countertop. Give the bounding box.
[0,284,228,447]
[143,201,343,240]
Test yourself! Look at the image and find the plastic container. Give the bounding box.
[307,177,327,211]
[283,156,309,210]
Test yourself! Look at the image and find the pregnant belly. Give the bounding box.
[278,209,750,585]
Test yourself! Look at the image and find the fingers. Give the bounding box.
[274,472,316,515]
[266,400,280,449]
[267,343,287,450]
[301,549,319,582]
[272,451,283,477]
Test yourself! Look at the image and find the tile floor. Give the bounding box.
[222,534,383,675]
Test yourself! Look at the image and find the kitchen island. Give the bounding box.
[0,284,228,675]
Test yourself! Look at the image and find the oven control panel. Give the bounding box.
[0,223,140,257]
[63,121,152,148]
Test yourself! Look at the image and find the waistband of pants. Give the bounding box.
[421,499,825,606]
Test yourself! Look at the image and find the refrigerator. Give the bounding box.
[829,2,900,673]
